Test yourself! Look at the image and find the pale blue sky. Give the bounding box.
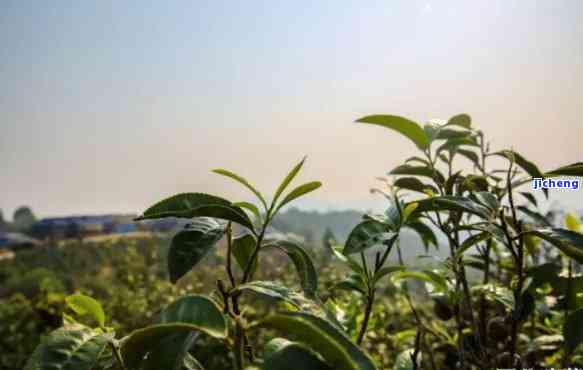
[1,1,582,218]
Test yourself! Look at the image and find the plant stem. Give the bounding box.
[562,259,574,367]
[357,288,375,345]
[109,341,127,370]
[225,223,236,288]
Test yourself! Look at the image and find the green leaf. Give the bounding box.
[273,157,306,208]
[446,113,471,129]
[411,196,492,219]
[264,237,318,297]
[471,191,499,212]
[566,213,581,233]
[343,220,395,255]
[457,149,481,169]
[393,349,415,370]
[212,168,268,210]
[141,333,203,370]
[136,192,255,231]
[235,281,310,309]
[389,165,445,185]
[392,270,447,292]
[435,128,471,140]
[373,266,405,285]
[65,294,106,328]
[232,233,258,277]
[331,244,364,275]
[405,221,438,251]
[565,308,583,353]
[356,114,429,149]
[24,326,112,370]
[393,177,437,194]
[458,232,492,256]
[234,201,263,223]
[263,338,332,370]
[275,181,322,214]
[517,206,551,227]
[493,150,544,179]
[524,228,583,264]
[168,218,226,283]
[334,274,367,295]
[121,295,226,369]
[519,192,538,207]
[546,162,583,177]
[436,137,479,156]
[159,295,227,336]
[253,312,376,370]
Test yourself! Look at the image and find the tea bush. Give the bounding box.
[18,113,583,369]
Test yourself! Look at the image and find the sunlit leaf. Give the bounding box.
[65,294,106,328]
[356,115,429,150]
[275,181,322,214]
[212,168,268,210]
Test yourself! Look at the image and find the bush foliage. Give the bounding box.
[7,112,583,369]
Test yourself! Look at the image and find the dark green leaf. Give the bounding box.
[446,113,471,129]
[232,233,258,277]
[393,177,437,194]
[517,206,551,227]
[471,191,499,211]
[343,220,395,255]
[458,232,492,256]
[212,168,268,210]
[264,237,318,297]
[65,294,106,328]
[389,165,445,185]
[493,150,544,179]
[168,218,226,283]
[122,295,226,369]
[405,221,438,251]
[524,228,583,264]
[435,128,471,140]
[519,192,538,207]
[142,333,202,370]
[334,274,367,295]
[253,312,376,370]
[436,137,479,159]
[263,338,332,370]
[546,162,583,177]
[411,196,492,219]
[159,295,227,336]
[457,149,481,169]
[137,192,254,231]
[356,114,429,149]
[24,326,112,370]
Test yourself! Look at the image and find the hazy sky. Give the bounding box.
[1,1,582,219]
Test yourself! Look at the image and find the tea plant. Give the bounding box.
[22,113,583,370]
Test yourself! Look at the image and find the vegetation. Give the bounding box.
[7,112,583,369]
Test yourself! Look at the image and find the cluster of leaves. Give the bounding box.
[22,113,583,370]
